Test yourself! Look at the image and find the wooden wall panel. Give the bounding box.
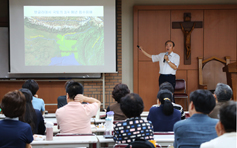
[138,10,170,61]
[37,81,65,113]
[204,10,237,60]
[187,70,199,95]
[0,82,23,98]
[138,62,159,111]
[134,5,237,111]
[37,81,66,103]
[186,70,199,109]
[171,10,204,69]
[0,81,66,113]
[176,70,187,80]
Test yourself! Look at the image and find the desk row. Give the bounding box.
[32,134,174,148]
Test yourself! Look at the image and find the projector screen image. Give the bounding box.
[9,0,116,73]
[24,6,104,66]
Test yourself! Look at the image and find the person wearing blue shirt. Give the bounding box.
[22,79,45,114]
[0,90,33,148]
[32,96,45,112]
[173,89,218,148]
[147,89,181,132]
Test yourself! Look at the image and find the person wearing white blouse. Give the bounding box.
[200,101,236,148]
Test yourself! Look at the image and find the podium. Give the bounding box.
[223,62,237,101]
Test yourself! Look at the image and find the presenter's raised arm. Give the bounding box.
[139,46,152,59]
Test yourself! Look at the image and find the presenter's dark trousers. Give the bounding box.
[159,74,176,102]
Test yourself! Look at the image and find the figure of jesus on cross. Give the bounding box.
[172,13,203,65]
[180,22,196,60]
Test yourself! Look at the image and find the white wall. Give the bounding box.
[121,0,237,92]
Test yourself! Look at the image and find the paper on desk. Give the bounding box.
[33,134,46,141]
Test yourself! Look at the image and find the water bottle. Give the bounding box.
[104,117,113,136]
[46,122,53,141]
[106,111,114,123]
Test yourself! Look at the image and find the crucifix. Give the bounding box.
[172,13,203,65]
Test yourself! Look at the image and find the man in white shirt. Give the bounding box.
[200,101,236,148]
[140,40,180,93]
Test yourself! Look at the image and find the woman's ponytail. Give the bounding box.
[157,89,174,116]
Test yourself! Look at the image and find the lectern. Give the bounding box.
[223,62,237,101]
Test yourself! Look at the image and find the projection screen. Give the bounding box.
[9,0,116,73]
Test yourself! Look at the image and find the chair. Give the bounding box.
[173,79,188,110]
[156,143,162,148]
[154,132,174,135]
[198,56,230,92]
[113,144,129,148]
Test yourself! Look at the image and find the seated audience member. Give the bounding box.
[106,83,130,120]
[56,82,101,133]
[57,80,75,108]
[173,89,218,148]
[147,89,181,132]
[209,83,233,119]
[22,79,45,114]
[0,90,33,148]
[113,93,154,144]
[201,101,236,148]
[19,88,45,135]
[158,82,185,119]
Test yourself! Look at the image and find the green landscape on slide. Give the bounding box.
[24,16,104,66]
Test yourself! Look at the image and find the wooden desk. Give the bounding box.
[31,135,97,148]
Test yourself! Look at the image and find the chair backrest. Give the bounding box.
[156,143,162,148]
[198,56,230,90]
[113,144,129,148]
[154,132,174,135]
[175,79,186,93]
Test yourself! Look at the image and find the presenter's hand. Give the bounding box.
[139,46,144,51]
[164,55,169,61]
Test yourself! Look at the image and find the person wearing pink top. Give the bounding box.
[56,82,101,134]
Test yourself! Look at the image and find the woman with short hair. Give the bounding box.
[106,83,130,120]
[113,93,154,144]
[0,90,33,148]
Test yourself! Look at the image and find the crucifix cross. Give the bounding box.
[172,13,203,65]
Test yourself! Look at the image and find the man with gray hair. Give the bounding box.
[209,83,233,119]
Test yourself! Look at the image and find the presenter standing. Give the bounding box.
[139,40,180,94]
